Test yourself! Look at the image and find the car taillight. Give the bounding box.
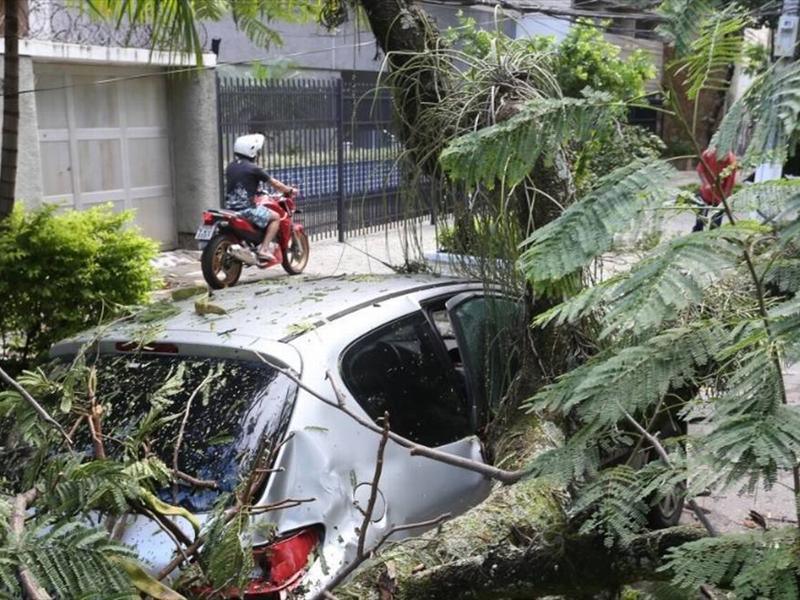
[200,528,320,599]
[246,528,320,597]
[202,211,215,225]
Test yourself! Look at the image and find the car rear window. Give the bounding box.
[89,354,297,512]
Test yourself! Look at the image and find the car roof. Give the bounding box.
[54,274,476,353]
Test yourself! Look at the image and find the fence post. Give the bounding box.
[216,74,225,208]
[335,78,346,242]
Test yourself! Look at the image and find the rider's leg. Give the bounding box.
[257,212,280,259]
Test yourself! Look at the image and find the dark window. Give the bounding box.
[341,313,471,446]
[85,355,297,512]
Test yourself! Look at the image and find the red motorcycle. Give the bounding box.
[196,191,310,289]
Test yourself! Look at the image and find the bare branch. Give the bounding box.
[86,366,106,459]
[358,411,391,557]
[173,470,219,490]
[0,365,73,449]
[254,353,524,485]
[172,370,215,499]
[10,489,52,600]
[621,407,718,537]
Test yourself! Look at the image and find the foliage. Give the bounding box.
[0,205,158,369]
[83,0,323,61]
[516,160,676,291]
[440,94,620,191]
[576,123,666,194]
[554,19,655,100]
[444,14,656,101]
[662,529,800,599]
[0,343,266,598]
[437,0,800,596]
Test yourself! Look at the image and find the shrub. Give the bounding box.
[0,205,159,369]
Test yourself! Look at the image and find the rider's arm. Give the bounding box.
[267,175,296,195]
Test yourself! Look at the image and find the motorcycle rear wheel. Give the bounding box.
[201,235,243,289]
[282,229,310,275]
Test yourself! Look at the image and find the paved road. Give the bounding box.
[154,221,440,292]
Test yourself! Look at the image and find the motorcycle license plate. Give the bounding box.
[195,225,216,241]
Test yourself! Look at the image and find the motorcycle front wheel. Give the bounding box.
[201,235,243,289]
[282,229,310,275]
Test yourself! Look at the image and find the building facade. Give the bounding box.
[11,0,667,249]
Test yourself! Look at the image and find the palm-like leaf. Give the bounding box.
[440,95,619,190]
[674,5,749,100]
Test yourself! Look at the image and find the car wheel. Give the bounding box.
[646,419,686,529]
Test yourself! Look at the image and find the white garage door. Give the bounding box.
[34,64,175,247]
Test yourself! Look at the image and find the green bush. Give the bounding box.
[0,205,159,369]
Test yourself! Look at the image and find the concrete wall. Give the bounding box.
[203,18,380,74]
[167,69,220,246]
[1,55,44,208]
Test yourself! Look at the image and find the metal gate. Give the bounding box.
[217,76,424,241]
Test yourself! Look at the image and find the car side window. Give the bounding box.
[340,312,472,446]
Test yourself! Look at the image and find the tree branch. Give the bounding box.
[10,489,52,600]
[621,407,718,537]
[0,366,73,448]
[358,411,391,557]
[253,352,525,484]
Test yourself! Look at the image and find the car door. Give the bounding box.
[444,292,525,431]
[339,310,491,524]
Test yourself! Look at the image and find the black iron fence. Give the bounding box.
[217,76,424,241]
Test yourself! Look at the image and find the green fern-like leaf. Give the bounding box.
[202,511,253,591]
[657,0,721,57]
[600,227,749,336]
[0,520,141,599]
[713,60,800,168]
[661,529,799,599]
[674,5,748,100]
[518,160,677,290]
[526,324,719,429]
[571,465,650,546]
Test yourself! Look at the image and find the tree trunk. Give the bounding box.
[394,527,705,600]
[0,0,20,219]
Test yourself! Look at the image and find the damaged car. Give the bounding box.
[49,274,525,597]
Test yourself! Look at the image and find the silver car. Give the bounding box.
[50,274,524,597]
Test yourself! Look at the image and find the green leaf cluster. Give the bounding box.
[0,204,159,368]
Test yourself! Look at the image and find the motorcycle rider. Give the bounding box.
[225,133,296,262]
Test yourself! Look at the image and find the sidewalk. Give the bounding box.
[153,221,440,289]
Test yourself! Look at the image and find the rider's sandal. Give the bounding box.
[257,252,275,263]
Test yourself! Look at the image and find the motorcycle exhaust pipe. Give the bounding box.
[229,244,259,266]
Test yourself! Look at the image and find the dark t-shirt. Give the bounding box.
[225,159,272,210]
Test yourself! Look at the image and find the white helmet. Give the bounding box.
[233,133,265,159]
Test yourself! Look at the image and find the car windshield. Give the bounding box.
[88,353,297,512]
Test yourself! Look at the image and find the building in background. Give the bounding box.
[15,0,674,249]
[13,0,220,248]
